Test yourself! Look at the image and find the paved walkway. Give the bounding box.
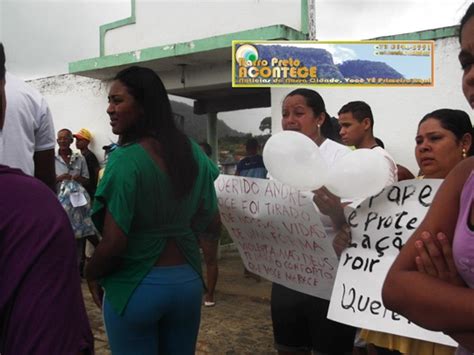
[82,249,277,354]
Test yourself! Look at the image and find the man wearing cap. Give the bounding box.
[74,128,100,199]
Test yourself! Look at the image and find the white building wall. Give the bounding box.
[271,36,473,174]
[29,75,112,164]
[28,35,472,173]
[106,0,302,55]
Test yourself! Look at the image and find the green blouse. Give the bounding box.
[92,140,219,315]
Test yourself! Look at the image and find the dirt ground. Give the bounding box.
[82,248,278,354]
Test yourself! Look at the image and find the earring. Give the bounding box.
[462,148,467,159]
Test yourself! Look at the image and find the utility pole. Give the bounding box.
[307,0,316,40]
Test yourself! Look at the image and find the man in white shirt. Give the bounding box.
[314,101,398,229]
[338,100,398,184]
[0,65,56,190]
[332,100,399,350]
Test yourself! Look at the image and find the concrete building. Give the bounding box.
[20,0,472,173]
[271,28,472,172]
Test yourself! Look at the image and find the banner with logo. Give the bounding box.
[232,41,433,87]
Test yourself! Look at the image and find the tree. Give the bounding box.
[259,116,272,133]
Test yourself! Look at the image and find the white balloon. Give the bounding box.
[325,148,391,199]
[263,131,328,190]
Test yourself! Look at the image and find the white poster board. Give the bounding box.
[215,175,339,300]
[328,179,456,347]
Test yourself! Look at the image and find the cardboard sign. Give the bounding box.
[215,175,338,300]
[328,179,456,347]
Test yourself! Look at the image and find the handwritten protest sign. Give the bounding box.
[215,175,338,300]
[328,179,456,346]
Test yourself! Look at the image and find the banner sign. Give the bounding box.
[215,175,339,300]
[232,41,434,87]
[327,179,456,346]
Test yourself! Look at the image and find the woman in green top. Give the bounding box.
[85,66,220,355]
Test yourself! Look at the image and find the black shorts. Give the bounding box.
[271,283,356,354]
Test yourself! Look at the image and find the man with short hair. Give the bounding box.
[0,47,56,190]
[338,100,398,184]
[314,101,399,234]
[332,101,398,352]
[235,138,267,178]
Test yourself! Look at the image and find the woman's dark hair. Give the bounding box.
[114,66,197,198]
[459,3,474,43]
[284,88,339,141]
[0,43,5,81]
[419,108,474,156]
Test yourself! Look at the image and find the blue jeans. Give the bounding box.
[103,264,202,355]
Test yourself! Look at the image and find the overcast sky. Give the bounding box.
[1,0,471,134]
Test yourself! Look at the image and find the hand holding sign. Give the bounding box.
[263,131,328,190]
[325,149,391,199]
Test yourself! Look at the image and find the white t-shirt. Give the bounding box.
[316,139,352,283]
[319,138,351,167]
[372,146,398,185]
[346,146,399,210]
[0,73,55,175]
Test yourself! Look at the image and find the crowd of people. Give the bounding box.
[0,2,473,355]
